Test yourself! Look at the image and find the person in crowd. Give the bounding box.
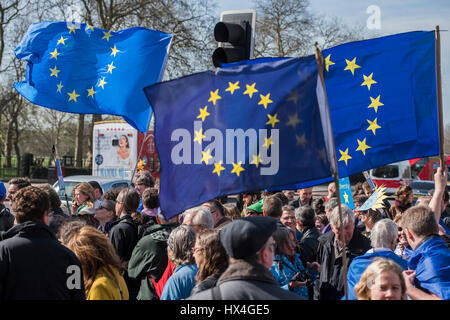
[353,195,369,233]
[280,205,297,235]
[270,227,312,300]
[415,195,432,206]
[321,197,338,234]
[245,199,264,216]
[394,216,414,260]
[190,229,229,296]
[5,177,31,202]
[389,185,414,220]
[263,195,284,229]
[182,205,214,233]
[324,182,336,201]
[274,192,289,206]
[133,170,155,212]
[204,199,231,229]
[0,181,14,232]
[109,188,141,300]
[283,190,295,203]
[160,224,198,300]
[429,187,450,235]
[188,216,302,300]
[61,224,129,300]
[314,204,371,300]
[38,183,69,235]
[315,214,329,233]
[94,199,117,235]
[312,198,325,216]
[239,191,261,216]
[346,219,408,300]
[0,186,85,299]
[401,204,450,300]
[101,187,123,202]
[128,212,179,300]
[354,258,406,300]
[75,206,100,228]
[223,203,242,221]
[295,206,321,265]
[140,187,158,224]
[294,187,313,208]
[359,208,382,239]
[88,180,103,209]
[71,182,95,215]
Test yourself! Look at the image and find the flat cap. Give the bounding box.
[219,216,276,259]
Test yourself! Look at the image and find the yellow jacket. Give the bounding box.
[86,265,129,300]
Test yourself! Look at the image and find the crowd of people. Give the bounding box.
[0,167,449,301]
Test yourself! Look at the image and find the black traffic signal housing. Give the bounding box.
[212,10,255,67]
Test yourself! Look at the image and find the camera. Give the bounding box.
[294,270,313,287]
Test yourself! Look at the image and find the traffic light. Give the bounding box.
[212,10,256,67]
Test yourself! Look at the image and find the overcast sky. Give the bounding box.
[216,0,450,126]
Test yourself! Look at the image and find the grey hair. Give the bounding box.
[329,204,354,229]
[167,224,196,266]
[184,205,214,229]
[325,197,338,211]
[371,219,399,249]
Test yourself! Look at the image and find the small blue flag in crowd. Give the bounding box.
[14,21,172,133]
[145,56,334,218]
[323,30,439,178]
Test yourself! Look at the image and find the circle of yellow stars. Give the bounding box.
[194,81,280,177]
[325,54,383,167]
[49,23,119,103]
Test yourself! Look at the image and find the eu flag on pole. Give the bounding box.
[323,31,439,178]
[14,21,172,133]
[144,56,334,219]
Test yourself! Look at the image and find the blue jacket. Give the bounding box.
[345,249,408,300]
[408,235,450,300]
[160,263,198,300]
[270,253,309,300]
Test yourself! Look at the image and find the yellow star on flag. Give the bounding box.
[212,161,225,176]
[208,89,222,106]
[85,24,94,32]
[344,57,361,75]
[286,113,301,129]
[361,73,377,90]
[343,192,349,203]
[250,154,262,168]
[68,24,77,34]
[196,106,210,122]
[368,95,384,113]
[356,138,371,156]
[67,89,80,102]
[98,77,107,89]
[56,82,63,93]
[296,134,307,147]
[87,87,96,98]
[57,36,67,45]
[225,81,240,94]
[110,45,120,57]
[102,30,113,41]
[107,62,116,74]
[325,54,335,72]
[338,148,352,166]
[193,129,205,145]
[49,48,60,60]
[258,93,273,109]
[366,118,381,135]
[266,113,280,128]
[231,161,245,177]
[263,136,273,149]
[49,66,60,77]
[243,83,258,98]
[201,149,213,165]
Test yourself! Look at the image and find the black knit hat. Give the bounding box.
[219,216,277,259]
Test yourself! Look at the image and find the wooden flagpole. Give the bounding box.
[314,43,349,300]
[435,26,446,169]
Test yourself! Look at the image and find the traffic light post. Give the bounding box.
[212,10,256,67]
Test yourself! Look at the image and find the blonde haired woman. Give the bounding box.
[354,258,406,300]
[61,223,129,300]
[72,182,95,215]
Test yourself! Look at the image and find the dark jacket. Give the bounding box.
[0,221,85,300]
[0,204,14,232]
[314,228,371,300]
[48,207,70,235]
[109,214,139,262]
[298,226,321,265]
[128,222,178,300]
[188,260,303,300]
[190,276,220,296]
[214,216,231,229]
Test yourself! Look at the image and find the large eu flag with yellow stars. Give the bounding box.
[144,56,334,218]
[14,21,172,133]
[323,31,439,178]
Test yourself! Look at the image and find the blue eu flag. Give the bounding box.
[323,31,439,178]
[144,56,334,218]
[14,21,172,133]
